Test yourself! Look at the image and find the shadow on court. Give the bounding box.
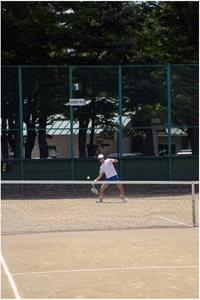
[1,228,199,299]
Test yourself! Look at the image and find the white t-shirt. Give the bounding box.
[100,159,117,179]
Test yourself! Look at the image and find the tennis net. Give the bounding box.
[1,180,199,234]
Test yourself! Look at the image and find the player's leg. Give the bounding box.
[96,184,108,203]
[116,184,128,202]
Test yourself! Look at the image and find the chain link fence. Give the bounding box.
[1,64,199,180]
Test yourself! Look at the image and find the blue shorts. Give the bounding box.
[105,175,120,182]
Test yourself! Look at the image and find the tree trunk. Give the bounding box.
[78,116,89,157]
[8,117,21,158]
[143,120,155,156]
[38,115,48,158]
[25,129,36,158]
[14,130,21,158]
[24,97,37,158]
[89,118,95,145]
[187,127,199,155]
[1,118,8,158]
[87,117,96,157]
[132,119,155,156]
[186,95,199,155]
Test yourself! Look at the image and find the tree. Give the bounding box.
[121,1,199,155]
[2,1,139,157]
[22,67,69,158]
[170,66,199,155]
[56,1,145,156]
[142,1,199,64]
[69,67,119,156]
[1,1,199,158]
[1,2,67,65]
[1,2,70,158]
[1,67,21,158]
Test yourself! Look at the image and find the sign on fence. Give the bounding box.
[73,83,81,91]
[69,99,85,106]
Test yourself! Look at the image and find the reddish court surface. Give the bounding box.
[1,228,199,299]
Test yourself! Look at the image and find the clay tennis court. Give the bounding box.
[1,182,199,298]
[1,228,199,299]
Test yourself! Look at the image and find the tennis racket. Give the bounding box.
[91,187,98,194]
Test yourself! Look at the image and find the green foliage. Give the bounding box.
[150,1,199,64]
[1,1,199,157]
[2,1,198,65]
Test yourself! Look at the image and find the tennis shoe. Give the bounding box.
[120,196,128,202]
[96,198,103,203]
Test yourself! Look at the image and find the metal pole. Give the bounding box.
[18,65,24,180]
[118,66,123,180]
[69,66,74,180]
[167,64,172,180]
[192,181,196,226]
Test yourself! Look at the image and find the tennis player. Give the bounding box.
[93,154,127,203]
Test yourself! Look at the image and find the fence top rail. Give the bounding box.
[1,180,199,185]
[1,64,199,68]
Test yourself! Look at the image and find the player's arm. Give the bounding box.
[92,172,104,187]
[109,159,118,163]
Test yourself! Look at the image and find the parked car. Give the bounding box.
[177,149,192,155]
[107,152,144,157]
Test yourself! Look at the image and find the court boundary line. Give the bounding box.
[157,216,193,226]
[1,253,21,299]
[135,209,193,228]
[11,265,199,276]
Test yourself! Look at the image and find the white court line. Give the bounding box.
[157,216,193,227]
[138,209,192,227]
[1,253,21,299]
[11,265,199,276]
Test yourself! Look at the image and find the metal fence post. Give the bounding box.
[167,64,172,181]
[192,181,196,226]
[118,66,123,180]
[69,66,74,180]
[18,65,24,180]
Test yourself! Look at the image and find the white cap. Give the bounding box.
[98,154,104,159]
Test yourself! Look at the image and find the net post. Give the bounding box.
[69,66,74,180]
[118,65,123,180]
[18,65,24,181]
[191,181,196,227]
[167,63,172,180]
